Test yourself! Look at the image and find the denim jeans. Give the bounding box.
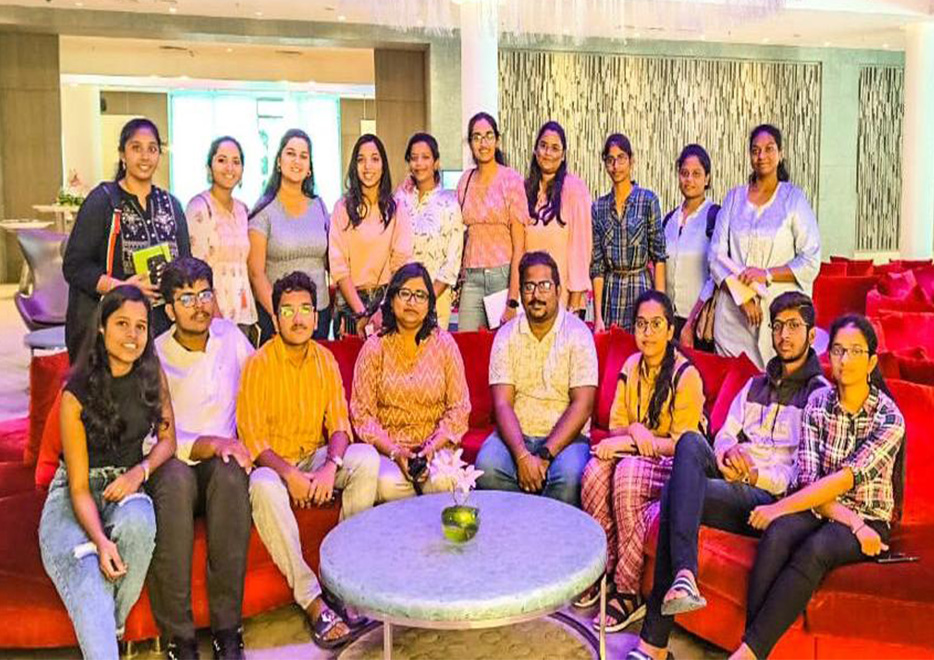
[474,432,590,507]
[39,464,156,660]
[640,432,775,648]
[457,264,510,331]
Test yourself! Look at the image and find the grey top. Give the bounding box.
[249,196,330,309]
[319,491,606,625]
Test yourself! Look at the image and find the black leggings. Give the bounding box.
[744,511,889,658]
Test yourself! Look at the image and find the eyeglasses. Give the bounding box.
[470,132,497,145]
[397,288,430,304]
[279,304,314,318]
[829,345,870,359]
[770,319,806,334]
[604,154,629,167]
[521,280,555,295]
[175,290,214,308]
[537,141,564,156]
[634,317,667,334]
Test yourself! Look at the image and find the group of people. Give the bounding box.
[42,112,895,660]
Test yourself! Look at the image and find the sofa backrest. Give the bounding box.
[875,312,934,355]
[888,379,934,526]
[450,331,497,427]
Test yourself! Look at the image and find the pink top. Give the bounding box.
[524,172,593,295]
[457,164,530,269]
[328,198,414,289]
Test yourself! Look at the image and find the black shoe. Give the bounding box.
[212,627,245,660]
[165,637,200,660]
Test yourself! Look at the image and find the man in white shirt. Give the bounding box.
[148,257,254,660]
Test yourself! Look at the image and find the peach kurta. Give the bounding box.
[328,198,414,289]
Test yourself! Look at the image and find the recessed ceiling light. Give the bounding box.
[169,6,177,13]
[255,11,263,17]
[338,14,347,21]
[634,31,641,38]
[700,34,707,41]
[761,37,770,44]
[882,43,890,49]
[823,41,831,47]
[226,47,233,53]
[75,1,83,6]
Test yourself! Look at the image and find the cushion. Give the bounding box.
[874,261,906,276]
[899,259,933,270]
[845,259,875,276]
[812,275,877,330]
[912,265,934,302]
[874,352,902,380]
[818,262,848,277]
[451,331,497,428]
[876,312,934,355]
[35,390,63,488]
[319,336,364,406]
[0,417,28,463]
[895,356,934,386]
[709,355,761,435]
[889,380,934,525]
[866,289,934,317]
[829,256,851,263]
[24,352,69,465]
[593,328,638,430]
[460,425,494,465]
[682,348,753,420]
[877,270,920,299]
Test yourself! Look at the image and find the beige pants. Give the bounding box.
[248,443,379,609]
[376,454,451,503]
[436,287,453,331]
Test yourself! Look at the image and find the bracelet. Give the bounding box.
[852,522,866,535]
[139,459,150,483]
[388,445,399,461]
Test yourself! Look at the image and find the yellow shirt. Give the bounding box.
[237,335,352,464]
[609,351,705,440]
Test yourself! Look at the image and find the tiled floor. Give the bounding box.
[0,289,726,660]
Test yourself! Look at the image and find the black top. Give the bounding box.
[62,182,190,359]
[65,369,152,469]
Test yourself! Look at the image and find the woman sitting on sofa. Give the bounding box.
[350,262,471,502]
[580,290,706,632]
[38,285,177,660]
[730,314,905,660]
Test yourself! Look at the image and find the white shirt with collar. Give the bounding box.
[154,318,254,464]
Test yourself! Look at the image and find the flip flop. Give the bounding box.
[309,605,353,650]
[660,573,707,616]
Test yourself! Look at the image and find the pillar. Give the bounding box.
[899,22,934,259]
[459,0,498,168]
[61,84,102,191]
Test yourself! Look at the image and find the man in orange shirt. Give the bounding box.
[237,271,379,650]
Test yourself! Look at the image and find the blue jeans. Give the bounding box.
[475,432,590,507]
[39,464,157,660]
[457,264,510,331]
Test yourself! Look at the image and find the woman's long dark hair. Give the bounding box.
[747,123,791,184]
[404,132,441,185]
[344,134,396,230]
[467,112,506,166]
[114,118,163,181]
[525,121,568,226]
[69,286,164,458]
[828,314,905,517]
[379,262,438,345]
[249,129,317,219]
[633,290,691,430]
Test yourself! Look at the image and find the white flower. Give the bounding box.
[429,449,483,501]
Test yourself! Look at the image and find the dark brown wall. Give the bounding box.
[373,48,428,189]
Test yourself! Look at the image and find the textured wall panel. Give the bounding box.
[498,49,821,214]
[856,66,904,252]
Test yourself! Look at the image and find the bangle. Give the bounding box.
[852,522,866,535]
[139,459,150,483]
[388,445,398,461]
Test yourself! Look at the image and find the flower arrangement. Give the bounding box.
[428,448,484,506]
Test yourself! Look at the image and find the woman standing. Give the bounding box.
[248,129,331,342]
[351,263,471,502]
[39,286,177,660]
[457,112,530,331]
[590,134,666,333]
[524,121,593,314]
[63,118,190,359]
[394,133,464,330]
[186,136,258,335]
[709,124,821,369]
[329,134,413,338]
[663,144,719,347]
[732,315,904,660]
[580,291,705,633]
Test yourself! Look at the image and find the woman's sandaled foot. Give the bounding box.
[306,601,353,650]
[593,592,646,633]
[661,571,707,616]
[573,581,602,608]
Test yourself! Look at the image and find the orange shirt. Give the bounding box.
[457,164,530,269]
[328,198,413,289]
[350,329,470,449]
[237,335,352,464]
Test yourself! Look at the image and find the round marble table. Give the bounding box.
[319,491,607,659]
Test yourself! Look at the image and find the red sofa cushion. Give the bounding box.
[899,259,933,270]
[812,275,877,330]
[708,355,761,435]
[889,380,934,525]
[318,336,363,406]
[451,331,497,428]
[594,328,638,430]
[35,390,64,489]
[875,312,934,355]
[683,348,757,421]
[24,352,69,465]
[866,289,934,318]
[0,417,28,463]
[460,424,495,465]
[845,260,875,276]
[912,265,934,302]
[818,262,848,277]
[877,270,920,299]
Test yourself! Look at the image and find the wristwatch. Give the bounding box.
[764,269,774,286]
[507,298,520,309]
[535,445,555,463]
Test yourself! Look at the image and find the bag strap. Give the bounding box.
[101,182,124,277]
[458,169,476,211]
[662,208,676,232]
[705,204,721,240]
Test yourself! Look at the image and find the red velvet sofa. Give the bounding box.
[1,329,933,657]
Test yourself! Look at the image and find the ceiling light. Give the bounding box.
[169,6,177,13]
[226,47,233,53]
[761,37,770,44]
[338,14,347,21]
[255,11,263,17]
[75,1,83,6]
[882,43,890,49]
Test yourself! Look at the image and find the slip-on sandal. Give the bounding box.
[660,573,707,616]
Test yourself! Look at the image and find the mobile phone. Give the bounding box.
[876,552,920,564]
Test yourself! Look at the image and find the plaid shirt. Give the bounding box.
[798,386,905,522]
[589,186,665,331]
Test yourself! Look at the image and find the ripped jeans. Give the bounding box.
[39,464,156,660]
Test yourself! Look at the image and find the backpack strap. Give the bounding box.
[705,203,721,240]
[662,208,676,232]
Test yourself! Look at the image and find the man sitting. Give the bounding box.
[475,251,598,506]
[148,257,254,660]
[627,292,829,660]
[237,271,379,650]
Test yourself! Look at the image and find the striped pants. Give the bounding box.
[581,454,673,594]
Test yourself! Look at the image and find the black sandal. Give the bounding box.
[573,581,602,608]
[309,605,353,650]
[593,591,646,632]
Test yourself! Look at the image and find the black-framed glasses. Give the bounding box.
[770,319,806,334]
[175,290,215,308]
[829,345,870,359]
[397,288,430,304]
[634,317,667,334]
[520,280,555,295]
